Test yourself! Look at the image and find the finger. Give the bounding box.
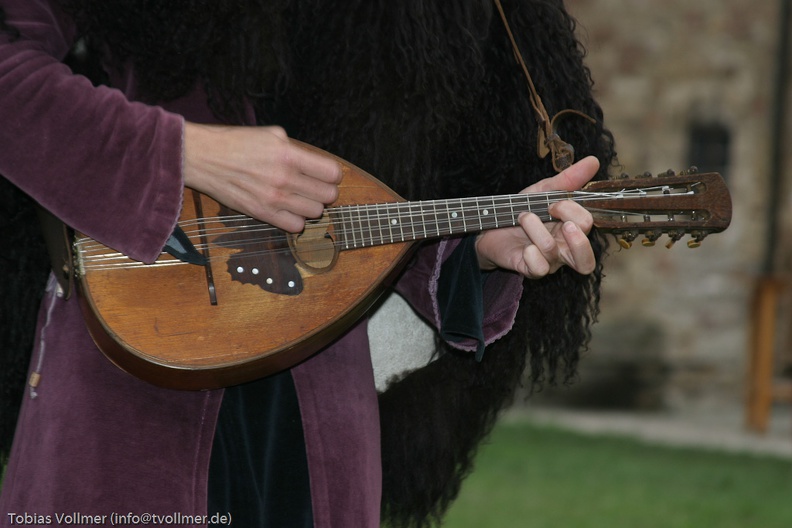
[265,125,289,141]
[288,143,344,185]
[560,221,596,274]
[518,212,558,264]
[521,244,552,278]
[282,191,328,220]
[286,174,340,206]
[548,200,594,234]
[266,208,307,234]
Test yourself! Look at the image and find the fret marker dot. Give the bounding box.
[483,209,490,215]
[391,219,398,225]
[451,212,458,218]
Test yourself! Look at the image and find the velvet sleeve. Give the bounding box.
[0,0,184,263]
[394,236,523,354]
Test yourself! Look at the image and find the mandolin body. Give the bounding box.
[76,149,415,390]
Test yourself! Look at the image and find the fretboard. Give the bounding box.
[330,193,567,249]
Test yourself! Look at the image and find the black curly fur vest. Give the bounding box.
[1,1,615,526]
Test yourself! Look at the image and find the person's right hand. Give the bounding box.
[183,123,342,233]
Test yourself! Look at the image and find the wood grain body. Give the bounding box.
[76,148,414,390]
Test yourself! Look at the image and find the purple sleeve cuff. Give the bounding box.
[0,1,186,263]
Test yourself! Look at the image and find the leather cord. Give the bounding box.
[493,0,596,172]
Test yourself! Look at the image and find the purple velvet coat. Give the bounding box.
[0,1,522,526]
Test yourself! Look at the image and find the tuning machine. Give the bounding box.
[641,230,661,247]
[665,230,685,249]
[686,230,708,248]
[617,230,639,249]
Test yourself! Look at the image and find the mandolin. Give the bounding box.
[73,145,732,390]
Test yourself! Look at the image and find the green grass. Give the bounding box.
[443,420,792,528]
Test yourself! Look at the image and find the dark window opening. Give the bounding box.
[687,122,731,180]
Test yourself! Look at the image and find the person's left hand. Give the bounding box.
[475,156,600,278]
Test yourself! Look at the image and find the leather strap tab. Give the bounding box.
[36,206,74,299]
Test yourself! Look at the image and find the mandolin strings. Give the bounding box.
[75,186,699,271]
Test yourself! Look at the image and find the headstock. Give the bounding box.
[582,168,732,249]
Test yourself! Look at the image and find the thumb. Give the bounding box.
[527,156,600,193]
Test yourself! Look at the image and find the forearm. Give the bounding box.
[0,0,185,263]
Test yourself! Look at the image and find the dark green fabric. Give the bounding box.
[437,236,488,361]
[208,371,312,527]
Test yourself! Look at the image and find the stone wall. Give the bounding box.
[539,0,791,410]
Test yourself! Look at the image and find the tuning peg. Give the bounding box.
[665,231,684,249]
[617,230,638,249]
[687,230,707,248]
[637,171,653,178]
[642,230,660,247]
[660,169,676,177]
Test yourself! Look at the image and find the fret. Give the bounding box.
[492,195,515,228]
[483,196,499,230]
[348,205,361,248]
[525,193,535,216]
[446,198,463,234]
[523,194,539,222]
[475,197,483,231]
[392,203,405,242]
[369,204,381,246]
[330,209,346,248]
[430,200,441,238]
[453,198,463,232]
[409,203,420,240]
[361,204,371,247]
[486,197,497,229]
[379,203,392,244]
[418,201,428,240]
[390,203,402,243]
[543,193,556,221]
[545,192,553,221]
[365,205,377,245]
[394,203,407,241]
[471,196,494,231]
[374,204,387,246]
[365,204,379,246]
[523,193,552,222]
[381,204,394,243]
[404,202,418,240]
[405,203,419,240]
[340,206,352,249]
[359,204,370,247]
[444,200,454,235]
